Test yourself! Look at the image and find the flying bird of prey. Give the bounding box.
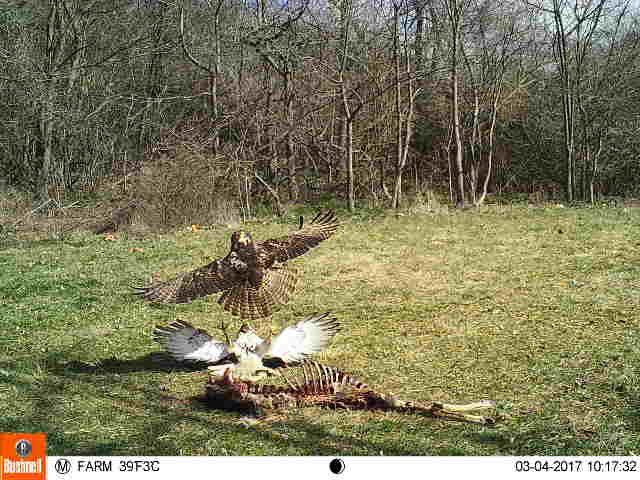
[153,312,340,381]
[134,210,339,320]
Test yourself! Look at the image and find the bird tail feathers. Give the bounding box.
[217,266,298,320]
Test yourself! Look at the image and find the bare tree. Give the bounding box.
[574,0,639,202]
[462,0,529,206]
[527,0,607,201]
[243,0,309,202]
[442,0,471,207]
[334,0,357,211]
[1,0,639,216]
[392,0,418,208]
[179,1,225,155]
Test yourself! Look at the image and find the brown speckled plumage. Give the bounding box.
[134,211,339,319]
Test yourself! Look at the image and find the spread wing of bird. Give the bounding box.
[134,256,242,304]
[154,320,233,363]
[257,211,340,264]
[264,312,340,365]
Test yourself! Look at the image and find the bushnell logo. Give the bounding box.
[0,432,46,480]
[15,439,32,458]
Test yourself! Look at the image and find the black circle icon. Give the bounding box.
[15,439,32,458]
[329,458,345,474]
[55,458,72,475]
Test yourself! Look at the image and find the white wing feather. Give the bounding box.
[266,312,340,364]
[154,320,230,363]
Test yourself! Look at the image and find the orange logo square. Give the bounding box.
[0,433,46,480]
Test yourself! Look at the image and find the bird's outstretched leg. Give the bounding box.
[268,320,274,344]
[219,316,231,345]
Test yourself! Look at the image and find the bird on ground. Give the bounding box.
[153,312,340,381]
[134,211,339,320]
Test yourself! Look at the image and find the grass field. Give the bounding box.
[1,204,640,455]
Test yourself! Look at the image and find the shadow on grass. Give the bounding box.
[1,347,504,456]
[15,346,638,455]
[53,352,207,375]
[10,342,632,455]
[608,384,640,438]
[467,419,597,455]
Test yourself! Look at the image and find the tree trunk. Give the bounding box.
[447,0,465,208]
[340,115,348,171]
[588,134,603,204]
[414,0,425,77]
[39,1,60,202]
[554,5,574,203]
[212,0,223,155]
[469,88,480,204]
[286,74,298,201]
[446,123,453,203]
[39,92,55,202]
[452,54,465,207]
[392,3,403,209]
[475,90,499,206]
[338,0,355,211]
[562,91,574,203]
[346,118,354,211]
[392,2,416,209]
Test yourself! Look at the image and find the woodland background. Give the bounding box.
[2,1,640,456]
[1,0,639,227]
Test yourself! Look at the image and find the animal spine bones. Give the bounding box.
[206,361,496,425]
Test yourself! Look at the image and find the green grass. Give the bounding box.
[1,204,640,455]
